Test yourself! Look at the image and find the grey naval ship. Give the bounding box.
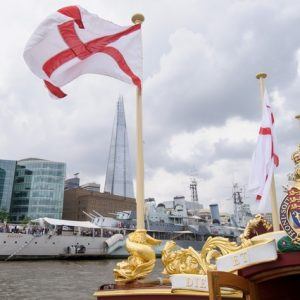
[0,188,250,260]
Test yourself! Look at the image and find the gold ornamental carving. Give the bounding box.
[291,144,300,189]
[240,214,273,244]
[162,214,273,276]
[162,237,244,275]
[279,138,300,244]
[114,229,161,283]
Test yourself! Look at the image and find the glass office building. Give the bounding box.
[0,160,17,212]
[10,158,66,221]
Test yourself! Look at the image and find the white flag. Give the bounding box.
[24,6,142,98]
[248,89,279,210]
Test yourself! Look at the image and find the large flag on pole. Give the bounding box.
[23,6,142,98]
[248,89,279,208]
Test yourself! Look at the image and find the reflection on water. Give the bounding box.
[0,259,163,300]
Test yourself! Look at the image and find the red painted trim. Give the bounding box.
[44,80,67,98]
[58,21,91,60]
[259,127,271,135]
[58,6,84,29]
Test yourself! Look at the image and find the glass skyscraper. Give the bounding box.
[0,160,16,211]
[104,97,134,198]
[10,158,66,221]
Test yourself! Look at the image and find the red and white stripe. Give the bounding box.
[24,6,142,98]
[248,89,279,207]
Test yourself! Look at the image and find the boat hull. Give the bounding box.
[0,233,205,260]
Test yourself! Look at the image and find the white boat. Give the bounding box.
[0,217,124,260]
[0,217,209,260]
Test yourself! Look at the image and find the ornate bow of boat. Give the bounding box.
[162,236,243,275]
[161,214,274,276]
[113,229,161,283]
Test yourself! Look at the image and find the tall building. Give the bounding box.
[10,158,66,221]
[0,160,16,211]
[104,97,134,198]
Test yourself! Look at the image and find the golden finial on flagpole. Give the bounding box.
[256,72,267,80]
[132,14,145,24]
[296,115,300,121]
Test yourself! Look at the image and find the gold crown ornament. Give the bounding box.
[292,145,300,165]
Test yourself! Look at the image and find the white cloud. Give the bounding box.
[167,117,258,163]
[0,0,299,216]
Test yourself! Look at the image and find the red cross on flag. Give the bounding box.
[248,89,279,207]
[24,6,142,98]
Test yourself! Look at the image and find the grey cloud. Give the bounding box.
[0,0,299,204]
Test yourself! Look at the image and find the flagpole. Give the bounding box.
[256,72,280,231]
[132,14,145,230]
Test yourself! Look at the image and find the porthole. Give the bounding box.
[88,243,90,245]
[3,241,6,244]
[14,241,17,244]
[52,242,55,245]
[35,242,37,244]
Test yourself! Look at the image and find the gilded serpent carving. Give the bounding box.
[114,229,161,283]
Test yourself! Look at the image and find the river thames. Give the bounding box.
[0,259,163,300]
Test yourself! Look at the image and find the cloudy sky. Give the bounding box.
[0,0,299,213]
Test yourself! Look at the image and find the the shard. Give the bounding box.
[104,97,134,198]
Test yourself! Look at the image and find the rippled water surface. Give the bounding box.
[0,259,163,300]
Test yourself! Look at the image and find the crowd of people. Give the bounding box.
[0,223,127,238]
[0,223,49,235]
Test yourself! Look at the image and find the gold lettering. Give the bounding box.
[195,278,200,289]
[240,252,248,264]
[232,255,240,266]
[186,277,193,288]
[200,277,207,289]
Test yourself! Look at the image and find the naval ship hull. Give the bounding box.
[0,233,107,260]
[0,233,205,260]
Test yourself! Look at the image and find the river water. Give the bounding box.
[0,259,163,300]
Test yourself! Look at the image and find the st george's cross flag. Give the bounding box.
[248,89,279,209]
[23,6,142,98]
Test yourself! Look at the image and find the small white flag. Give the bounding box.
[248,89,279,210]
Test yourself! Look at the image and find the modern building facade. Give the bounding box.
[104,97,134,198]
[65,176,80,190]
[0,160,16,212]
[10,158,66,222]
[63,188,136,221]
[80,182,100,192]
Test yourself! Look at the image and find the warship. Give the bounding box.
[0,191,243,260]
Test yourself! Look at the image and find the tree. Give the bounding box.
[20,216,32,225]
[0,210,10,223]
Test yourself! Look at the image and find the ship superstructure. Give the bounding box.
[231,183,253,228]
